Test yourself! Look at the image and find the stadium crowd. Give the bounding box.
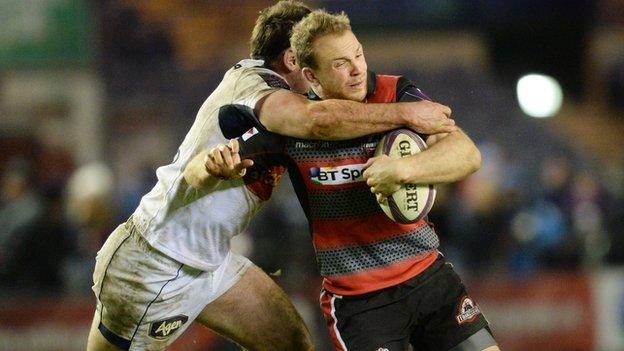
[1,128,622,297]
[1,0,623,297]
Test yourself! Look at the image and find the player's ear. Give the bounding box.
[302,67,319,87]
[282,48,297,72]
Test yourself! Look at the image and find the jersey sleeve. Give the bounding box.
[396,77,432,102]
[238,130,288,201]
[396,77,434,140]
[232,67,290,110]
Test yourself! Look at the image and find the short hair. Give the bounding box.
[290,10,351,70]
[250,0,311,65]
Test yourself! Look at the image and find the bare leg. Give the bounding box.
[196,263,314,351]
[86,312,123,351]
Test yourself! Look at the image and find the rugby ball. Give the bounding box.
[374,129,436,224]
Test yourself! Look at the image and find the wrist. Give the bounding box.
[396,158,412,184]
[396,103,411,127]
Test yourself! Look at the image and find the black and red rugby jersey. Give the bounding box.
[221,71,440,295]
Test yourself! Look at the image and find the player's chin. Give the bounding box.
[345,88,367,102]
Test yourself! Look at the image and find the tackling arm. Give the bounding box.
[184,140,253,192]
[184,150,219,192]
[256,90,456,140]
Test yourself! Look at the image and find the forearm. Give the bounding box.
[303,99,407,140]
[261,99,404,141]
[183,150,221,191]
[257,90,415,140]
[400,129,481,184]
[258,89,455,140]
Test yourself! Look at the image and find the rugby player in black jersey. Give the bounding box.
[287,11,500,351]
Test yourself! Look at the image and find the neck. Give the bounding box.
[311,87,326,100]
[266,60,287,76]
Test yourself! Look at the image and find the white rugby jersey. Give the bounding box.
[131,59,288,271]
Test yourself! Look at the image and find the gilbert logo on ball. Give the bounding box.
[374,129,436,224]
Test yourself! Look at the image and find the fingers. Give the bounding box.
[428,101,451,118]
[234,159,254,173]
[376,193,388,204]
[439,120,458,133]
[232,149,242,166]
[219,145,234,169]
[204,142,252,179]
[406,100,460,134]
[210,147,224,165]
[366,178,374,187]
[204,153,216,174]
[363,157,377,170]
[372,187,389,205]
[240,159,254,168]
[442,118,456,128]
[229,141,252,175]
[228,139,240,153]
[438,117,455,128]
[363,159,376,179]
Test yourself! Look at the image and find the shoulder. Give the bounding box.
[396,76,414,93]
[219,59,291,113]
[395,76,430,101]
[367,72,402,103]
[230,59,290,90]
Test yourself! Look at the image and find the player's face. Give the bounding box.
[310,30,367,102]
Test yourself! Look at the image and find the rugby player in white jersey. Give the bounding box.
[86,1,457,350]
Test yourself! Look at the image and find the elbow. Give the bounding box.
[183,169,197,188]
[447,149,480,184]
[457,131,481,176]
[183,165,204,190]
[467,146,482,175]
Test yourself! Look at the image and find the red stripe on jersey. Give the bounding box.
[368,75,399,103]
[319,291,348,351]
[323,251,438,295]
[244,165,285,200]
[313,214,428,249]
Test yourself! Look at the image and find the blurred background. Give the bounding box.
[0,0,623,350]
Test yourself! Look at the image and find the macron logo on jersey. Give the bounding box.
[309,164,366,185]
[242,127,259,141]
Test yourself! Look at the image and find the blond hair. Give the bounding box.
[250,0,311,64]
[290,9,351,69]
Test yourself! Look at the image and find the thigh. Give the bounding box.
[408,262,494,351]
[320,291,410,351]
[89,224,131,351]
[196,262,313,351]
[93,228,210,351]
[87,311,123,351]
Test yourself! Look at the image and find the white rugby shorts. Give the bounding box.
[92,218,251,350]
